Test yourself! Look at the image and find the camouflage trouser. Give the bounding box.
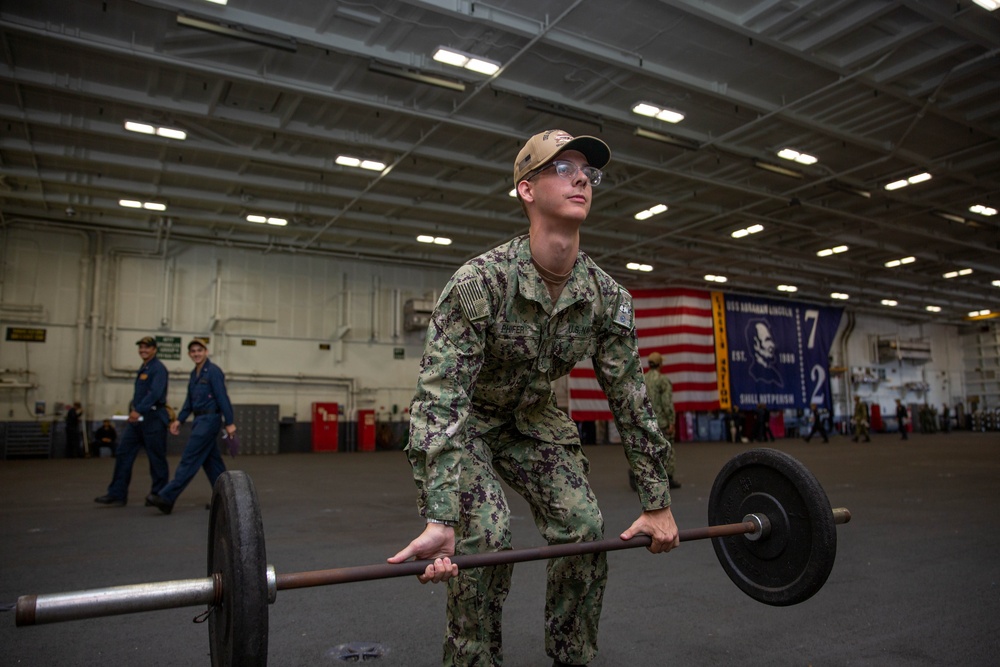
[443,428,607,666]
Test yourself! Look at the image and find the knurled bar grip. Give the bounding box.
[15,509,850,626]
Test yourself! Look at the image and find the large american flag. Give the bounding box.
[569,287,720,420]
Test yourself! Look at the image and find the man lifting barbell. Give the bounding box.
[387,130,679,667]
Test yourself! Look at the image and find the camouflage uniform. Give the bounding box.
[643,368,675,476]
[852,398,871,442]
[406,234,673,666]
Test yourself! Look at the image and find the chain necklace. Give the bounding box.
[532,257,573,289]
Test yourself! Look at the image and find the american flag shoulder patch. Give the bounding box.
[457,278,490,322]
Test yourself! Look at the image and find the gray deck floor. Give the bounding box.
[2,431,998,666]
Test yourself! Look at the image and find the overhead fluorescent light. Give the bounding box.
[925,305,942,313]
[634,204,668,221]
[942,268,973,279]
[881,299,898,307]
[247,215,287,226]
[432,49,467,68]
[432,47,500,76]
[885,172,932,191]
[156,127,187,140]
[884,256,915,268]
[732,224,764,238]
[968,309,994,319]
[704,274,728,283]
[777,285,798,292]
[176,14,297,52]
[830,292,850,300]
[972,0,998,9]
[633,127,698,150]
[336,155,386,172]
[124,121,155,135]
[632,102,685,123]
[993,280,1000,288]
[776,148,817,165]
[626,262,653,272]
[119,199,166,211]
[754,160,802,179]
[969,204,997,216]
[368,61,466,92]
[125,120,186,141]
[817,245,849,257]
[417,235,452,246]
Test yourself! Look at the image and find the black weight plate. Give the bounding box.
[708,448,836,606]
[208,471,269,666]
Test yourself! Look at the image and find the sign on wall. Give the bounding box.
[723,296,842,410]
[156,335,183,361]
[6,327,46,342]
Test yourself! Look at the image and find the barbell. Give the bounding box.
[11,448,851,665]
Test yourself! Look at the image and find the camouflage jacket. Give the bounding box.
[406,234,673,522]
[644,370,675,433]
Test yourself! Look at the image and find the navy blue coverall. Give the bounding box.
[157,358,234,504]
[104,357,170,500]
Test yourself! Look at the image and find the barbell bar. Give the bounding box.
[10,447,851,666]
[14,508,849,626]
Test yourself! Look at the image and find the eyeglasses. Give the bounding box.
[529,160,603,187]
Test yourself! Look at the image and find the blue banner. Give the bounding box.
[723,296,843,410]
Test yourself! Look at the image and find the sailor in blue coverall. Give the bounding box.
[94,336,170,506]
[147,338,236,514]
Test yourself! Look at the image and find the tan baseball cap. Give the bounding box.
[187,338,208,350]
[648,351,663,366]
[136,336,157,347]
[513,129,611,186]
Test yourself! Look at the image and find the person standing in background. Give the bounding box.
[895,398,909,440]
[803,403,829,443]
[852,395,871,443]
[65,402,83,458]
[643,351,680,489]
[94,336,170,506]
[146,338,236,515]
[755,402,775,442]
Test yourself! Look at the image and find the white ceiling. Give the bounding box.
[1,0,998,324]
